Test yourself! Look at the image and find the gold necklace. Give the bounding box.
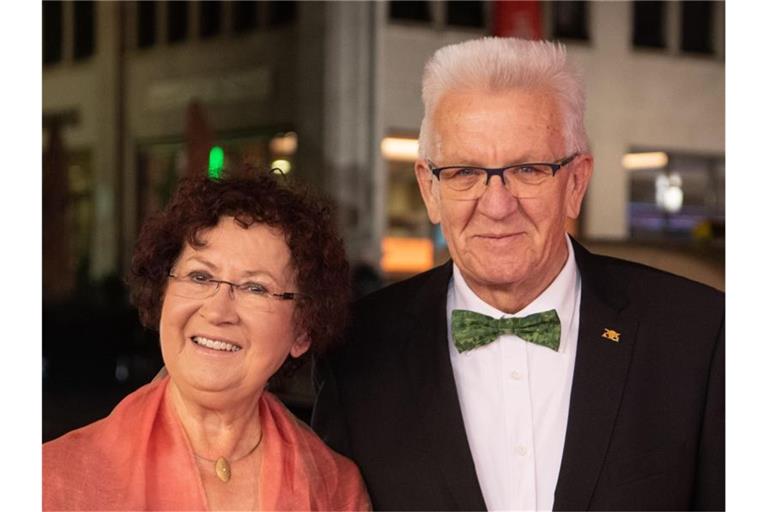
[194,429,264,483]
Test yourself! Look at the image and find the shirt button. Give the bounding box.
[510,370,522,380]
[515,445,528,456]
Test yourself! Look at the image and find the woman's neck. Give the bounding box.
[167,380,264,460]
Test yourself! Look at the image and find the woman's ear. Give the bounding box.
[290,333,311,358]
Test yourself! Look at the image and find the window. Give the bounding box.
[73,2,96,60]
[199,1,222,39]
[137,1,157,48]
[267,1,296,27]
[43,1,63,65]
[233,0,258,33]
[167,1,189,43]
[553,1,589,41]
[389,1,431,23]
[42,130,94,301]
[446,1,484,28]
[681,1,713,54]
[627,150,724,243]
[632,1,666,49]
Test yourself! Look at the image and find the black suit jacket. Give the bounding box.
[312,240,724,511]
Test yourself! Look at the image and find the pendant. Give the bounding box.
[215,456,232,482]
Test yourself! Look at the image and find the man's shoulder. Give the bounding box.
[328,263,451,361]
[353,262,452,319]
[581,249,724,310]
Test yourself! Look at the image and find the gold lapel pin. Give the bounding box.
[601,328,621,342]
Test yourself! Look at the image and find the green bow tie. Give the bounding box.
[451,309,561,353]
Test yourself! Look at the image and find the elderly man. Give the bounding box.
[312,37,724,511]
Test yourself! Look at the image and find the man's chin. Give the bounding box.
[458,261,532,290]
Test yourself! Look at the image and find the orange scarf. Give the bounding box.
[43,377,370,510]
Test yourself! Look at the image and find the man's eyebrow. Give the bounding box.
[440,155,541,167]
[502,153,548,165]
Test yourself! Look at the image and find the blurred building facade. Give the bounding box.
[43,1,725,294]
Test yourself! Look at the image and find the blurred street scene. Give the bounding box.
[43,1,724,441]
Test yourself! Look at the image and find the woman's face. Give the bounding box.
[159,216,310,405]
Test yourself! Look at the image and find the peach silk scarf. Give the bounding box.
[43,377,370,510]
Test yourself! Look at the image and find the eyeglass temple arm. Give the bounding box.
[272,292,301,300]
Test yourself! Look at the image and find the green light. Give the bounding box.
[208,146,224,179]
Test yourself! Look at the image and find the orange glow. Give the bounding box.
[270,132,298,156]
[380,237,434,274]
[622,151,668,170]
[380,137,419,162]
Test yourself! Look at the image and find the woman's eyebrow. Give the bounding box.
[182,256,282,284]
[182,255,218,270]
[241,269,279,283]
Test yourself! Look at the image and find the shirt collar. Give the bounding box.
[451,235,581,351]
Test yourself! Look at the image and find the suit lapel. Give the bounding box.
[404,262,487,511]
[553,240,639,511]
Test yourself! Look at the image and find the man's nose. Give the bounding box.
[476,173,519,218]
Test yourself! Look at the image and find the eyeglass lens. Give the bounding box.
[439,164,554,198]
[169,274,281,311]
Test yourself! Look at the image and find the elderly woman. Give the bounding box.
[43,171,370,510]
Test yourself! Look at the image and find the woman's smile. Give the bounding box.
[190,335,242,353]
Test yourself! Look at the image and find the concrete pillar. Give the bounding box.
[582,1,631,240]
[296,1,379,261]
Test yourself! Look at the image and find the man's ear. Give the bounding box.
[290,333,311,358]
[415,159,442,224]
[565,153,593,219]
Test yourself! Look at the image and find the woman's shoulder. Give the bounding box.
[261,391,341,458]
[43,378,170,509]
[261,391,371,510]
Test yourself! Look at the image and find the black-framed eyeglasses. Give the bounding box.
[427,153,579,198]
[168,271,306,310]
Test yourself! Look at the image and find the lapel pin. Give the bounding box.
[601,328,621,342]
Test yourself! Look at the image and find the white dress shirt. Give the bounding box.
[447,237,582,511]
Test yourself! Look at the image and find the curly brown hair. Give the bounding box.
[127,169,350,360]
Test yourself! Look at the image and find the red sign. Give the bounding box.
[493,1,542,39]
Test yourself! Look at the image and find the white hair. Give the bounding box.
[417,37,589,159]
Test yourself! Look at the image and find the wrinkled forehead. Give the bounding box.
[430,87,567,162]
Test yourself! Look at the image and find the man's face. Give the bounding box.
[415,88,592,308]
